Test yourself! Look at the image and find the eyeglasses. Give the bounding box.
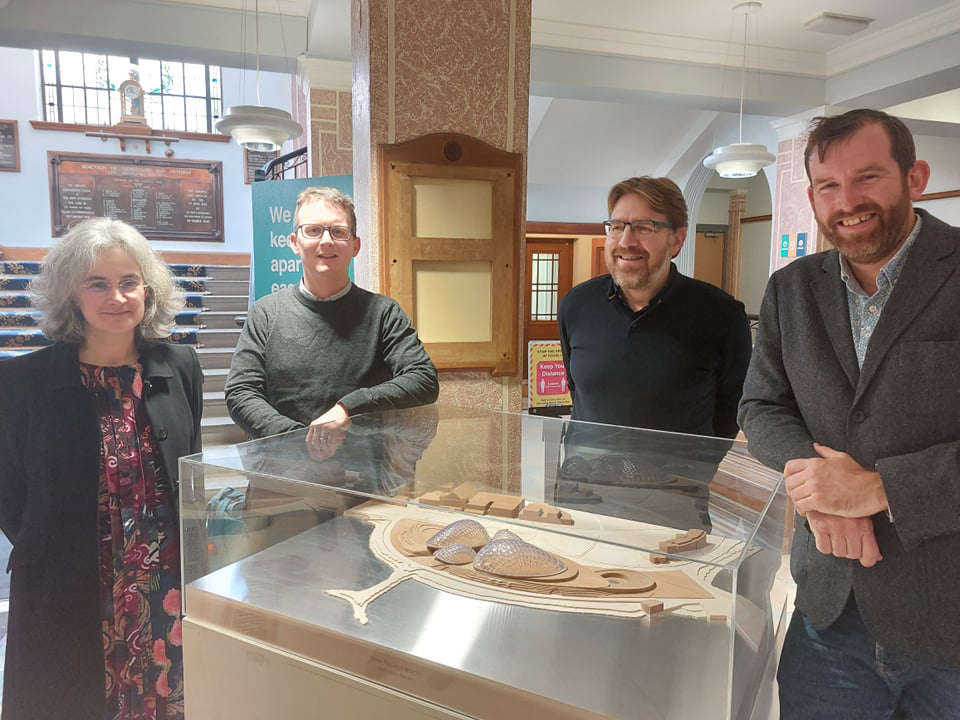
[603,219,674,237]
[80,278,146,296]
[296,224,354,241]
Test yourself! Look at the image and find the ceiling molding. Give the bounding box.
[531,18,825,78]
[133,0,309,17]
[825,1,960,74]
[769,105,857,141]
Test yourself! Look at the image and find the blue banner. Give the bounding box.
[250,175,353,302]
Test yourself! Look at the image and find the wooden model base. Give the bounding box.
[323,503,719,625]
[418,482,571,524]
[658,529,707,553]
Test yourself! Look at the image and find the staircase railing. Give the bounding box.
[254,146,308,181]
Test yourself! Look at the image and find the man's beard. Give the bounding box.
[817,184,913,265]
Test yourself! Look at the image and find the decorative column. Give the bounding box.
[351,0,532,412]
[724,189,747,298]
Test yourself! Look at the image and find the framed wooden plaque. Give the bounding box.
[48,151,224,242]
[0,119,20,172]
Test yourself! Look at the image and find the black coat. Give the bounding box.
[0,341,202,720]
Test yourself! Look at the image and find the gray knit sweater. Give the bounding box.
[225,284,439,438]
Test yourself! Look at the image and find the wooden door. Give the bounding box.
[591,237,607,277]
[524,240,573,349]
[694,231,725,289]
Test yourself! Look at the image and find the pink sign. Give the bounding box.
[536,361,568,396]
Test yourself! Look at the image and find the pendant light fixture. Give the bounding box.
[703,1,775,179]
[216,0,302,151]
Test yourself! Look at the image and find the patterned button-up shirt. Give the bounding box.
[839,214,922,369]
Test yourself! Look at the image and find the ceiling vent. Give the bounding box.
[804,11,874,35]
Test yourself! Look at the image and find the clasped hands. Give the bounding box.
[783,443,888,568]
[305,403,351,461]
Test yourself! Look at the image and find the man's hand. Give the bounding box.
[805,510,883,568]
[784,443,888,518]
[305,403,351,461]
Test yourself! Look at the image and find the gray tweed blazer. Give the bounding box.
[738,208,960,668]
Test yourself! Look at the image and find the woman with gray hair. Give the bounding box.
[0,217,202,720]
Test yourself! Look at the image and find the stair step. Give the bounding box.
[201,391,229,418]
[197,310,247,329]
[200,416,248,445]
[197,328,242,348]
[203,367,229,392]
[201,295,249,312]
[203,266,250,282]
[200,279,249,295]
[195,347,235,370]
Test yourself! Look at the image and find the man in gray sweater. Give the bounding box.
[225,186,439,442]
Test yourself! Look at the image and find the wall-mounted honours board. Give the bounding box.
[48,152,224,241]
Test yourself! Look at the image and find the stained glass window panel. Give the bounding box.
[184,63,206,96]
[44,84,59,122]
[84,53,109,89]
[208,66,221,98]
[144,93,163,128]
[162,94,185,131]
[109,56,131,89]
[185,96,208,133]
[140,59,162,94]
[161,61,184,95]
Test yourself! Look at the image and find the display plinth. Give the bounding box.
[180,405,787,720]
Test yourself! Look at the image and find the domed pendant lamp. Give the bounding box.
[703,2,776,178]
[216,0,302,151]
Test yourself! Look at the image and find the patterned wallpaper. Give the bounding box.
[772,136,822,273]
[311,88,353,177]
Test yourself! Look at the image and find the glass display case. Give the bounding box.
[179,405,788,720]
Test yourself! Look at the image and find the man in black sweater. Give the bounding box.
[558,175,751,438]
[556,176,752,531]
[225,186,439,444]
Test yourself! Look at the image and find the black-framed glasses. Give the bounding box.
[296,224,354,241]
[603,219,674,237]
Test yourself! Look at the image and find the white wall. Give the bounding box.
[0,47,295,254]
[914,134,960,226]
[694,174,772,314]
[696,190,731,225]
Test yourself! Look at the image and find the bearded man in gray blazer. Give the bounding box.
[739,108,960,719]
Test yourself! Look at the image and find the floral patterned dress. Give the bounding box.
[80,363,185,720]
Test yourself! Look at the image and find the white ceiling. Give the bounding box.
[531,0,955,55]
[133,0,960,77]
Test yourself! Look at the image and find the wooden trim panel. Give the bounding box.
[30,120,230,143]
[741,214,772,224]
[919,189,960,201]
[0,246,249,265]
[526,221,604,235]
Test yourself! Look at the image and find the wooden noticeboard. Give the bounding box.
[48,151,224,242]
[0,119,19,172]
[244,148,278,184]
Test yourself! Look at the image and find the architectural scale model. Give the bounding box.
[322,502,755,626]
